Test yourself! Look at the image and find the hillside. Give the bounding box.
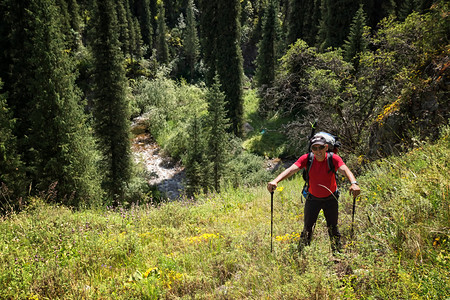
[1,126,448,299]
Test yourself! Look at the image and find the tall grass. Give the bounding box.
[1,128,449,299]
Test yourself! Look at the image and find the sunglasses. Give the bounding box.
[311,145,325,151]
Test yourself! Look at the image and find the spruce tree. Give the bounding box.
[317,0,359,50]
[198,0,217,84]
[303,0,321,46]
[255,0,281,88]
[125,0,143,59]
[117,1,131,56]
[343,5,368,70]
[0,79,25,202]
[67,0,82,51]
[362,0,396,30]
[212,0,245,137]
[184,115,206,196]
[156,0,169,64]
[135,0,153,55]
[149,0,158,49]
[91,0,132,203]
[205,75,230,192]
[398,0,419,21]
[184,0,199,82]
[286,0,306,46]
[0,0,102,205]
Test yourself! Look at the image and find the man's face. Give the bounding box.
[311,143,328,161]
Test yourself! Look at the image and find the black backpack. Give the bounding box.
[301,132,340,199]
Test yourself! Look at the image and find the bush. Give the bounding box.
[130,74,207,160]
[225,143,272,188]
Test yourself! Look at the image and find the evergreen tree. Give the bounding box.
[0,0,102,205]
[156,0,169,64]
[205,75,230,192]
[125,0,143,59]
[149,0,158,49]
[117,1,131,56]
[0,79,25,202]
[303,0,321,46]
[67,0,82,50]
[132,14,144,59]
[198,0,217,84]
[135,0,153,55]
[183,0,199,82]
[91,0,132,203]
[398,0,420,20]
[286,0,305,46]
[217,0,244,136]
[343,4,368,70]
[184,115,206,196]
[362,0,395,30]
[200,0,244,136]
[255,0,281,88]
[317,0,359,50]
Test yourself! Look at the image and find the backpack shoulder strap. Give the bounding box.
[327,152,336,174]
[306,152,314,181]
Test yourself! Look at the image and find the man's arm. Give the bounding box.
[337,165,361,197]
[267,164,301,192]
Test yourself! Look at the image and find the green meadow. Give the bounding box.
[1,128,449,299]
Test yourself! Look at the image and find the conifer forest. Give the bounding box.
[0,0,449,298]
[1,0,447,206]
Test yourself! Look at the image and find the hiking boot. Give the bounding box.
[298,230,312,253]
[328,226,342,255]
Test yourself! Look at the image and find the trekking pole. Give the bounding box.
[270,191,274,252]
[350,194,357,238]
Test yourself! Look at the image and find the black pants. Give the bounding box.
[299,192,341,253]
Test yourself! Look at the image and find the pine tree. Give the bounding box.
[183,0,199,82]
[255,0,281,88]
[0,0,102,205]
[343,5,368,70]
[205,75,230,192]
[91,0,132,203]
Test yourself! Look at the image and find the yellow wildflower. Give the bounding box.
[187,233,220,244]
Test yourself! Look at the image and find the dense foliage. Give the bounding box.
[0,1,448,298]
[0,0,448,207]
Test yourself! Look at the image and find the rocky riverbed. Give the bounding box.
[131,116,294,200]
[131,116,185,199]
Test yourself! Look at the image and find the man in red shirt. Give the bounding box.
[267,135,361,254]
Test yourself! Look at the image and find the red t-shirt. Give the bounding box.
[295,153,345,198]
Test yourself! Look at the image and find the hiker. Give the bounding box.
[267,135,360,254]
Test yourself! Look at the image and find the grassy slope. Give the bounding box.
[1,128,449,299]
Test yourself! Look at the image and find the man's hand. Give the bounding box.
[267,181,277,193]
[349,183,361,198]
